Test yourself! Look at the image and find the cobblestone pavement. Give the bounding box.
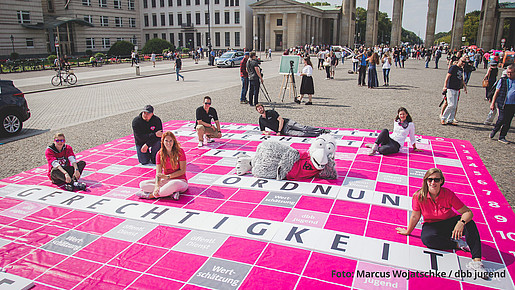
[0,54,513,210]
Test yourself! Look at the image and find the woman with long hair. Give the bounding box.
[366,52,379,88]
[367,107,422,156]
[137,131,188,200]
[382,52,392,86]
[296,57,315,105]
[396,168,488,278]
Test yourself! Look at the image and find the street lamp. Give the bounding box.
[10,35,15,54]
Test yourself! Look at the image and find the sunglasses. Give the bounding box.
[204,102,211,105]
[54,139,65,143]
[427,178,442,183]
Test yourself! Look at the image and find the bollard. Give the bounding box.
[135,64,140,76]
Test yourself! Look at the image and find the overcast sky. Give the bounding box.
[300,0,511,38]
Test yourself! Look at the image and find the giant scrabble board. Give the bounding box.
[0,120,514,290]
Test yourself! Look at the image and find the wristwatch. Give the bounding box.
[460,219,466,224]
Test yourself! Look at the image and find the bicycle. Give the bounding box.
[51,68,77,86]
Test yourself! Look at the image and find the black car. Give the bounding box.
[0,80,30,136]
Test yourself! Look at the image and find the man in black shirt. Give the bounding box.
[442,56,467,125]
[247,51,263,106]
[256,104,329,137]
[132,105,163,164]
[196,96,222,147]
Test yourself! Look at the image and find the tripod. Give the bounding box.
[280,61,297,102]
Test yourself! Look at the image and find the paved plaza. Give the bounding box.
[0,54,513,208]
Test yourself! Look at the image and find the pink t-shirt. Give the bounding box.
[412,187,465,223]
[156,148,187,180]
[286,152,322,180]
[45,144,76,178]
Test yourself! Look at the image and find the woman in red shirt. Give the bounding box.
[137,131,188,200]
[396,168,488,278]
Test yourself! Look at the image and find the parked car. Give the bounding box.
[0,80,30,136]
[215,51,245,68]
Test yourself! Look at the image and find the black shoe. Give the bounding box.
[305,101,312,105]
[74,182,87,191]
[64,184,74,191]
[294,98,301,104]
[323,129,331,134]
[489,131,496,139]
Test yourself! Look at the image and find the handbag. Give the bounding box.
[482,79,489,88]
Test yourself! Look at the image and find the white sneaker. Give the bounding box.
[367,149,376,156]
[206,137,214,143]
[467,260,490,280]
[172,192,180,200]
[198,142,203,147]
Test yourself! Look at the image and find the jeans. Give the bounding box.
[464,71,471,84]
[425,60,430,68]
[383,69,390,85]
[492,104,515,139]
[375,129,401,155]
[176,67,184,80]
[136,141,161,164]
[240,77,249,102]
[249,79,260,106]
[353,62,359,72]
[283,120,325,137]
[358,65,367,85]
[394,57,401,67]
[441,89,460,123]
[50,161,86,184]
[435,57,440,69]
[325,66,331,79]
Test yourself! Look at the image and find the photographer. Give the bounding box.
[247,51,263,106]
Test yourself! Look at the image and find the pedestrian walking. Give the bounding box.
[151,52,156,67]
[382,52,392,86]
[357,51,367,86]
[441,57,467,125]
[239,52,250,104]
[367,52,379,88]
[174,57,184,81]
[489,64,515,144]
[296,57,314,105]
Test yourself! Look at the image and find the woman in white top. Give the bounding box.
[296,57,315,105]
[382,52,392,86]
[367,107,422,156]
[151,52,156,67]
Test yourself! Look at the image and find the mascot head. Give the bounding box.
[308,134,336,170]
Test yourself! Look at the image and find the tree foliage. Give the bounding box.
[108,41,134,56]
[401,28,422,45]
[142,38,173,54]
[305,1,330,6]
[433,10,480,46]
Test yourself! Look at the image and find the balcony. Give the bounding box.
[180,23,194,30]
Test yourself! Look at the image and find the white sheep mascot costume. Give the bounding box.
[236,134,337,180]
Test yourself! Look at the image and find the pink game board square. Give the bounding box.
[141,170,157,178]
[122,178,144,188]
[312,176,345,186]
[355,154,382,163]
[192,156,223,164]
[200,186,238,199]
[344,136,365,142]
[409,161,435,171]
[84,162,111,171]
[111,143,135,149]
[347,168,377,180]
[103,175,136,186]
[121,167,155,176]
[81,155,107,163]
[19,232,54,248]
[8,249,67,279]
[25,206,72,224]
[128,275,183,290]
[407,229,424,247]
[331,200,371,219]
[295,196,334,213]
[149,250,207,282]
[369,205,408,226]
[239,266,299,290]
[216,143,244,150]
[138,226,191,248]
[97,156,126,164]
[75,215,124,235]
[297,277,350,289]
[437,165,465,175]
[74,237,131,263]
[470,208,485,224]
[0,198,23,210]
[238,145,257,151]
[184,196,225,212]
[336,147,359,153]
[75,266,140,290]
[249,205,291,222]
[213,236,267,264]
[380,164,408,175]
[375,182,408,196]
[113,150,137,157]
[109,243,167,272]
[382,156,408,167]
[366,221,407,243]
[444,182,473,195]
[117,158,141,166]
[409,153,434,163]
[434,152,458,159]
[85,183,119,196]
[455,193,479,208]
[37,257,101,289]
[0,225,31,240]
[408,275,460,289]
[185,171,198,179]
[183,184,208,196]
[303,252,357,286]
[0,215,16,225]
[324,214,366,235]
[215,200,257,217]
[462,282,500,290]
[335,160,352,169]
[475,223,494,242]
[0,242,35,267]
[15,176,48,185]
[351,161,380,171]
[432,145,456,153]
[229,189,268,203]
[202,165,234,175]
[82,172,114,183]
[49,211,96,228]
[290,143,311,150]
[409,177,423,187]
[256,243,310,274]
[187,163,211,173]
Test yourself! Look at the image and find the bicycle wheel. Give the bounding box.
[51,75,61,86]
[66,73,77,85]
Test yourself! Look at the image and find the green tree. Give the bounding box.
[305,1,330,6]
[401,28,422,45]
[462,10,480,45]
[377,11,391,44]
[355,7,367,44]
[142,38,172,54]
[108,40,134,56]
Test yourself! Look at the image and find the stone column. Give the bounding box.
[332,17,338,44]
[340,0,350,46]
[497,17,506,50]
[265,13,270,51]
[450,0,466,50]
[425,0,438,48]
[318,17,323,44]
[365,0,379,47]
[313,17,318,44]
[284,12,289,49]
[253,14,258,50]
[302,14,307,45]
[390,0,403,47]
[476,0,498,51]
[260,15,265,51]
[295,12,301,47]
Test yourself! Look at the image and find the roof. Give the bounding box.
[22,15,94,30]
[499,2,515,9]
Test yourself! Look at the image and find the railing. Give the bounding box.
[180,23,195,29]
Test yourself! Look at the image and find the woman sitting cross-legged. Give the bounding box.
[367,107,422,156]
[137,131,188,200]
[396,168,489,279]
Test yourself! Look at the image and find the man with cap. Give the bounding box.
[240,52,250,104]
[132,105,163,164]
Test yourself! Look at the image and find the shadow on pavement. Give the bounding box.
[0,128,50,145]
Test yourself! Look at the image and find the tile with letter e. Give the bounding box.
[41,230,98,255]
[261,192,300,208]
[0,272,34,290]
[189,257,251,290]
[103,220,157,243]
[173,230,228,256]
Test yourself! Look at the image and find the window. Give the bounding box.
[177,0,181,6]
[234,11,239,24]
[235,31,240,46]
[17,11,30,24]
[186,13,191,25]
[131,36,137,45]
[145,34,150,41]
[162,33,166,40]
[100,15,109,26]
[86,38,95,48]
[277,19,282,26]
[160,0,164,7]
[170,33,174,46]
[117,37,124,42]
[26,38,34,48]
[115,17,122,27]
[129,17,136,27]
[230,0,233,6]
[224,0,228,6]
[151,0,156,7]
[152,14,157,26]
[82,0,91,6]
[114,0,121,8]
[84,15,93,23]
[168,13,174,26]
[214,0,219,4]
[161,13,166,26]
[178,33,183,46]
[168,0,173,6]
[214,12,220,24]
[215,32,220,46]
[224,11,229,24]
[153,33,158,38]
[196,32,201,46]
[186,0,190,5]
[102,38,110,48]
[144,14,149,26]
[128,0,135,9]
[195,0,199,5]
[195,12,200,25]
[235,0,238,5]
[205,12,209,25]
[205,0,208,4]
[99,0,107,7]
[225,31,230,46]
[47,0,54,12]
[143,0,148,8]
[178,13,182,25]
